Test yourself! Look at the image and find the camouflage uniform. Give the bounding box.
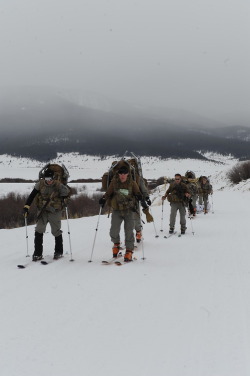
[104,174,141,250]
[198,180,213,212]
[25,179,69,258]
[185,179,199,214]
[164,182,190,232]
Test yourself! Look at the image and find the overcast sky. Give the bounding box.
[0,0,249,124]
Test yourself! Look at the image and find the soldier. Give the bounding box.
[184,171,199,217]
[198,176,213,214]
[23,168,70,261]
[99,165,147,262]
[162,173,190,234]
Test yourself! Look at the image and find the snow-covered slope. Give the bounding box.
[1,153,250,376]
[2,191,250,376]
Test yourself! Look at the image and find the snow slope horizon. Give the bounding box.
[0,152,240,199]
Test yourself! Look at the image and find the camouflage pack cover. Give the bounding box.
[101,159,134,191]
[38,163,69,185]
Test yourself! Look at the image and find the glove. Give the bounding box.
[99,197,106,207]
[62,197,69,206]
[142,207,154,223]
[135,193,143,202]
[23,205,30,217]
[145,197,151,206]
[140,199,148,210]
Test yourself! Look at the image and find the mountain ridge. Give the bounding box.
[0,86,250,161]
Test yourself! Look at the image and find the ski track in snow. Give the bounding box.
[1,153,250,376]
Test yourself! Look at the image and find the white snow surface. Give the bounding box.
[0,151,240,197]
[1,153,250,376]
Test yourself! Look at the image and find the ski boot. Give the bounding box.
[53,253,63,260]
[124,250,133,262]
[136,231,142,243]
[112,243,121,258]
[32,254,43,261]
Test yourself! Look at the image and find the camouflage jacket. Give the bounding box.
[26,179,69,211]
[198,181,213,196]
[165,182,190,203]
[104,174,141,211]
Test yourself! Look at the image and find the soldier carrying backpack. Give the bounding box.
[198,176,213,214]
[162,173,191,234]
[22,164,70,261]
[101,155,153,243]
[99,161,148,262]
[183,171,199,217]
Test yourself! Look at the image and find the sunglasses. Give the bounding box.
[45,177,53,181]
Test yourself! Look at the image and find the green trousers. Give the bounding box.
[169,202,186,231]
[35,210,62,237]
[110,210,135,250]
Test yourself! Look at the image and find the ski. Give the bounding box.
[115,256,138,266]
[102,252,123,265]
[17,258,41,268]
[41,260,50,265]
[41,255,64,265]
[164,231,177,239]
[17,260,42,268]
[17,264,30,269]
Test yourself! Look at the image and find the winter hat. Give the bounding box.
[118,166,129,174]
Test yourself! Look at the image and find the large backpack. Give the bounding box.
[101,160,133,191]
[38,163,70,185]
[185,170,196,179]
[101,154,147,192]
[34,164,70,209]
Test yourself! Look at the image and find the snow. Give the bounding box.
[0,151,238,197]
[1,152,250,376]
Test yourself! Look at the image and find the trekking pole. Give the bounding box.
[24,216,30,257]
[189,216,195,236]
[149,207,159,238]
[160,200,164,232]
[211,195,214,214]
[139,204,146,260]
[65,206,74,261]
[88,206,102,263]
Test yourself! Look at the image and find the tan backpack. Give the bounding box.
[101,160,132,191]
[38,163,69,185]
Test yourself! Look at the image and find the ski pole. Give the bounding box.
[149,207,159,238]
[211,195,214,214]
[65,206,74,261]
[24,216,30,257]
[160,200,164,232]
[88,206,102,263]
[139,204,146,260]
[189,216,195,236]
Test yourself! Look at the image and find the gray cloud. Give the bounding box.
[0,0,249,125]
